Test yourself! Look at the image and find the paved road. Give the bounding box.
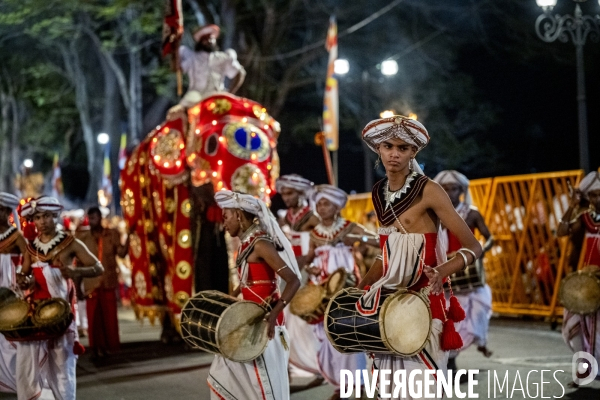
[1,308,599,400]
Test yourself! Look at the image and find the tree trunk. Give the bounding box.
[0,91,11,193]
[128,48,143,141]
[59,42,98,204]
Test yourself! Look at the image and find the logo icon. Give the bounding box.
[572,351,598,386]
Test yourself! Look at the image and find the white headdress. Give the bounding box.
[275,174,314,195]
[362,115,430,174]
[312,184,348,210]
[214,190,301,279]
[579,170,600,196]
[21,196,64,219]
[433,170,473,207]
[0,192,21,231]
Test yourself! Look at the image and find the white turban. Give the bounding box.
[433,170,473,207]
[275,174,314,195]
[0,193,19,210]
[362,115,429,175]
[0,192,21,231]
[214,190,301,279]
[312,184,348,210]
[21,196,63,219]
[579,170,600,196]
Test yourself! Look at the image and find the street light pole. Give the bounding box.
[362,70,373,192]
[535,0,600,172]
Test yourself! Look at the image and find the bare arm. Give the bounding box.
[472,210,494,253]
[59,239,104,279]
[228,69,246,94]
[253,240,301,339]
[344,224,379,247]
[15,234,31,274]
[557,190,583,237]
[426,182,482,293]
[357,257,383,289]
[116,231,129,258]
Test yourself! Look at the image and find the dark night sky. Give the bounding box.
[275,0,600,194]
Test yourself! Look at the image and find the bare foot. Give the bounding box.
[477,346,493,358]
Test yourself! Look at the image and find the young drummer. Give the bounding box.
[358,115,482,398]
[208,190,301,400]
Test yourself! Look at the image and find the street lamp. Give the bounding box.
[380,110,396,118]
[535,0,600,172]
[380,59,399,76]
[334,59,350,75]
[97,133,110,145]
[23,159,34,169]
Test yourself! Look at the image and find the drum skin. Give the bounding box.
[560,269,600,315]
[325,268,347,296]
[180,290,269,362]
[325,288,431,357]
[289,285,326,324]
[32,298,73,337]
[0,299,32,339]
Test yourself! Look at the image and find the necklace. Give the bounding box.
[384,172,418,210]
[33,230,68,255]
[313,218,347,242]
[0,226,16,242]
[238,222,260,245]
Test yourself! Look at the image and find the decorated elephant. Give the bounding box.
[120,93,280,331]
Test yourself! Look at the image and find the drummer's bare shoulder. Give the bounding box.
[62,238,102,270]
[300,214,320,232]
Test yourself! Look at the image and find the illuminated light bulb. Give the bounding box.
[250,154,257,161]
[266,188,272,194]
[260,188,265,192]
[264,125,269,130]
[152,138,158,143]
[212,171,218,177]
[154,155,161,161]
[219,137,226,143]
[176,160,181,167]
[243,102,249,107]
[261,108,266,113]
[252,173,258,178]
[191,107,200,115]
[179,143,185,149]
[217,160,223,165]
[164,162,170,167]
[212,120,217,126]
[200,171,207,178]
[195,129,200,135]
[164,127,170,133]
[156,125,161,130]
[251,132,257,138]
[242,117,248,123]
[217,181,224,189]
[267,164,272,170]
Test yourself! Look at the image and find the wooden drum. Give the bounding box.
[325,288,432,356]
[180,290,269,362]
[290,268,347,324]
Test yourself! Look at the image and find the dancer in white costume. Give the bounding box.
[557,170,600,387]
[17,196,103,400]
[358,115,482,399]
[303,184,378,400]
[208,191,301,400]
[0,192,30,394]
[433,170,494,373]
[275,174,322,378]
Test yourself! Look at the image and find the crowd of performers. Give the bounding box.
[0,196,129,399]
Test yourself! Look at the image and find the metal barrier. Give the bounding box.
[342,170,585,318]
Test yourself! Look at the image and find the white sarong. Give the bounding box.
[314,323,367,387]
[452,284,492,353]
[562,309,600,377]
[372,320,448,399]
[16,261,78,400]
[284,308,321,375]
[208,326,291,400]
[0,254,17,393]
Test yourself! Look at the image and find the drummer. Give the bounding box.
[275,174,323,380]
[210,190,301,400]
[0,192,30,394]
[303,184,378,399]
[16,196,103,400]
[434,170,494,373]
[557,169,600,387]
[358,115,482,397]
[276,174,320,261]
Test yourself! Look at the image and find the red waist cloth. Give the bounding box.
[584,235,600,267]
[242,262,283,324]
[446,228,475,254]
[32,265,56,300]
[379,232,446,321]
